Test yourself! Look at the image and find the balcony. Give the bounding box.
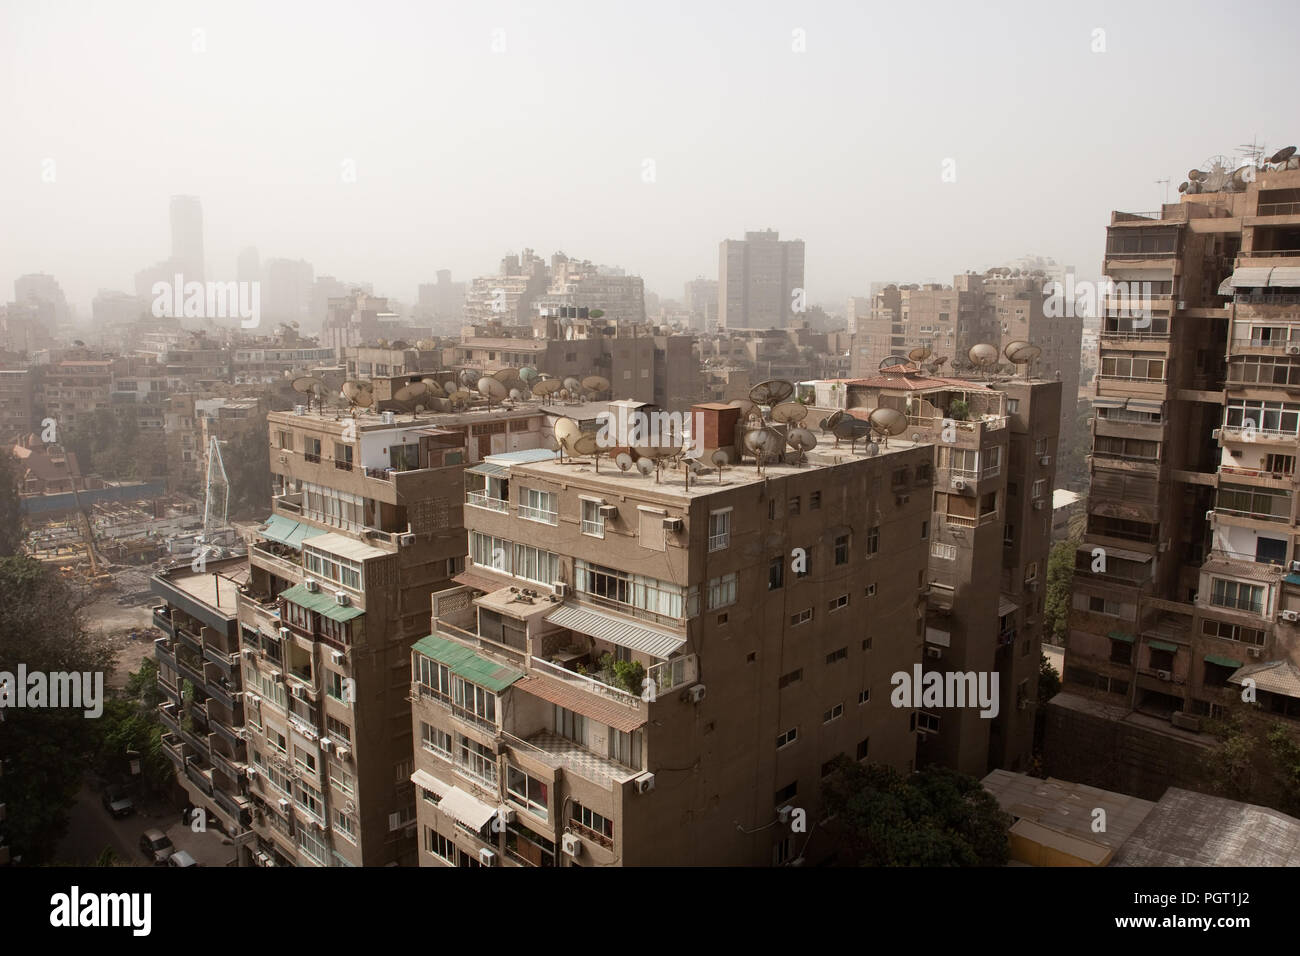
[944,511,999,529]
[185,757,216,798]
[251,543,303,581]
[529,656,642,709]
[213,789,253,830]
[155,637,177,672]
[1257,202,1300,217]
[466,491,508,513]
[161,733,186,768]
[152,606,174,635]
[508,731,630,789]
[158,701,181,735]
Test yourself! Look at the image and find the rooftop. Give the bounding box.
[155,558,249,614]
[1112,787,1300,867]
[268,403,545,432]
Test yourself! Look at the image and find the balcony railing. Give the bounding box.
[648,654,698,695]
[1257,202,1300,217]
[568,819,614,850]
[466,492,508,512]
[944,512,999,529]
[1245,249,1300,259]
[529,656,642,708]
[518,505,558,525]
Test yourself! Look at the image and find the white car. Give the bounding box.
[167,850,199,868]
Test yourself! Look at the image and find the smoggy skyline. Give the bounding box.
[3,0,1298,314]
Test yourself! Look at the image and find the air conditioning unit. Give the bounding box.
[330,650,345,664]
[1206,510,1216,521]
[271,670,283,683]
[334,591,350,607]
[344,801,355,815]
[304,579,320,593]
[1291,560,1300,573]
[662,516,684,532]
[1039,455,1052,466]
[562,832,582,857]
[1282,610,1300,623]
[633,772,656,794]
[336,745,351,760]
[478,847,497,867]
[686,684,706,704]
[247,694,261,706]
[925,646,943,660]
[320,738,332,752]
[277,454,288,464]
[278,798,290,810]
[1211,429,1222,440]
[242,648,256,658]
[1033,500,1045,511]
[293,405,306,416]
[1155,669,1172,681]
[1289,346,1300,355]
[552,582,569,598]
[896,495,910,506]
[1170,711,1202,732]
[598,504,618,518]
[381,411,396,425]
[952,478,966,490]
[292,684,308,700]
[398,533,415,547]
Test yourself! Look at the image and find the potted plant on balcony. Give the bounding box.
[948,399,970,422]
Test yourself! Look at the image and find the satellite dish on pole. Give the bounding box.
[749,380,795,405]
[771,402,808,425]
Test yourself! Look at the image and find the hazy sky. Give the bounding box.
[3,0,1298,316]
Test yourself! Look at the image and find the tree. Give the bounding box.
[1044,538,1077,645]
[0,450,23,556]
[93,658,172,795]
[0,556,116,863]
[1039,653,1061,704]
[819,757,1010,866]
[1200,705,1300,816]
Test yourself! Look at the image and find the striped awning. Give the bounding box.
[1270,267,1300,289]
[410,769,451,797]
[1220,267,1274,293]
[411,634,523,693]
[1126,399,1164,413]
[261,514,311,549]
[1093,397,1126,409]
[545,603,686,659]
[437,786,498,831]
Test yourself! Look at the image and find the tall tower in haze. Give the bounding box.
[717,229,805,330]
[170,195,205,281]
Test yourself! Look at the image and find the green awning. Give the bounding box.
[1147,639,1179,653]
[1108,631,1135,644]
[1286,573,1300,587]
[412,633,523,693]
[261,514,311,549]
[279,583,365,622]
[1205,654,1244,669]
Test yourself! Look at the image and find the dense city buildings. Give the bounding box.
[718,229,806,330]
[411,403,933,866]
[1059,153,1300,794]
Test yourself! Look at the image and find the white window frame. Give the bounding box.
[708,508,732,552]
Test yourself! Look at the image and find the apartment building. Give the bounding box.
[718,229,806,330]
[1064,153,1300,736]
[151,556,256,860]
[801,365,1061,775]
[230,403,548,866]
[409,404,935,867]
[40,357,114,429]
[0,367,39,444]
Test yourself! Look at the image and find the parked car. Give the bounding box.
[101,786,135,819]
[139,828,175,864]
[167,850,198,868]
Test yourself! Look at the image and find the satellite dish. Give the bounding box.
[820,410,845,432]
[907,345,933,363]
[635,457,655,476]
[728,399,758,421]
[448,389,471,407]
[394,381,427,403]
[478,377,508,402]
[868,407,908,438]
[519,367,538,383]
[563,377,582,393]
[390,340,410,350]
[771,401,808,424]
[968,343,1000,374]
[710,449,729,468]
[1178,181,1189,194]
[460,369,479,388]
[1004,340,1042,366]
[582,375,611,393]
[1270,146,1296,164]
[749,380,795,405]
[416,339,436,350]
[571,434,599,457]
[509,388,523,400]
[615,452,634,472]
[422,379,445,398]
[787,427,818,461]
[533,379,563,397]
[879,355,909,370]
[554,417,580,450]
[1188,168,1206,182]
[293,375,323,394]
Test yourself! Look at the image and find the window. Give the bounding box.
[326,715,351,742]
[810,491,821,510]
[581,499,604,537]
[826,647,848,665]
[555,705,588,745]
[834,533,850,565]
[513,543,560,586]
[778,668,803,689]
[268,728,287,755]
[453,678,497,725]
[1006,399,1019,414]
[1025,561,1039,582]
[334,809,356,842]
[1201,619,1266,646]
[304,544,363,591]
[867,526,879,555]
[776,727,798,749]
[1210,578,1265,614]
[788,496,801,516]
[775,781,797,804]
[297,825,327,864]
[519,487,557,524]
[333,442,353,471]
[470,531,511,572]
[1031,479,1046,500]
[921,520,929,540]
[708,509,731,551]
[768,556,784,590]
[327,671,348,702]
[304,436,322,463]
[293,745,317,775]
[829,593,849,612]
[931,542,957,561]
[982,446,1001,478]
[706,573,737,610]
[277,430,293,450]
[1218,484,1291,522]
[574,560,686,619]
[1088,595,1120,616]
[506,766,549,820]
[416,655,453,699]
[856,738,870,761]
[295,779,324,821]
[858,689,870,704]
[420,721,453,758]
[790,608,813,626]
[823,703,844,723]
[917,712,941,733]
[425,827,455,863]
[866,584,876,597]
[1224,399,1300,437]
[330,763,354,796]
[458,735,497,787]
[572,803,614,844]
[773,836,794,865]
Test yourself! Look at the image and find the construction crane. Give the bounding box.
[197,435,230,564]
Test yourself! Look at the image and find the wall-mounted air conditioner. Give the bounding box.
[552,582,569,598]
[478,847,497,866]
[598,504,618,518]
[562,833,582,857]
[1281,610,1300,623]
[633,772,656,794]
[1155,669,1172,681]
[952,478,966,490]
[1039,456,1052,466]
[334,591,350,607]
[662,516,684,532]
[926,646,943,660]
[399,533,415,547]
[304,579,320,593]
[1248,647,1263,659]
[330,650,345,664]
[687,684,706,704]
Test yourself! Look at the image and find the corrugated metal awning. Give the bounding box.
[437,787,498,831]
[513,673,647,733]
[466,462,509,478]
[998,596,1019,618]
[925,626,951,648]
[260,513,312,548]
[300,532,389,562]
[1126,399,1164,413]
[545,603,686,659]
[1227,267,1274,289]
[1093,398,1126,409]
[1097,547,1154,563]
[1269,267,1300,289]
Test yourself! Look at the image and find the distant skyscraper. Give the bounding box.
[237,246,261,284]
[718,229,805,330]
[263,258,314,326]
[169,195,205,281]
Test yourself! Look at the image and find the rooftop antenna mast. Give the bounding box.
[1155,178,1170,205]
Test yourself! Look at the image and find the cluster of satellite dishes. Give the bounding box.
[1180,147,1297,195]
[944,340,1042,379]
[292,366,613,418]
